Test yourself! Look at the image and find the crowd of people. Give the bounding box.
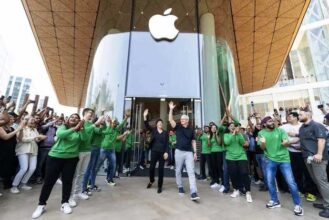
[1,95,329,219]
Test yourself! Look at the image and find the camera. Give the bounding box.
[318,104,324,109]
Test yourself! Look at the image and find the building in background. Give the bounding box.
[239,0,329,124]
[5,75,32,111]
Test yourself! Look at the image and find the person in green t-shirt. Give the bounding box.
[258,116,303,216]
[32,113,86,219]
[224,122,252,203]
[95,113,130,186]
[168,130,177,169]
[208,125,224,189]
[196,126,211,181]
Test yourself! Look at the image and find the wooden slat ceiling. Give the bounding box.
[229,0,310,94]
[22,0,310,107]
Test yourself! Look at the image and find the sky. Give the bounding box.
[0,0,77,115]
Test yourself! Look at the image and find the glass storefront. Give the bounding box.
[85,0,239,126]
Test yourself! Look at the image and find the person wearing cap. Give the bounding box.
[143,109,169,194]
[169,101,200,201]
[281,112,317,202]
[258,116,303,216]
[299,110,329,218]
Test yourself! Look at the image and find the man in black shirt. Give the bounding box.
[299,110,329,218]
[168,101,200,201]
[143,109,168,194]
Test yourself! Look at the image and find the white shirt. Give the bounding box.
[15,127,39,156]
[280,123,302,153]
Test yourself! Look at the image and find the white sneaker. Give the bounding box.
[218,185,225,193]
[68,198,77,208]
[230,189,240,198]
[60,203,72,214]
[170,166,174,170]
[210,183,220,189]
[246,192,253,203]
[21,184,32,190]
[77,192,89,200]
[254,180,263,185]
[32,205,45,219]
[10,186,20,194]
[56,179,62,185]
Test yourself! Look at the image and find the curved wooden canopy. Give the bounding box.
[22,0,310,107]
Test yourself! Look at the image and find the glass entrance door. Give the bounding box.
[123,97,201,175]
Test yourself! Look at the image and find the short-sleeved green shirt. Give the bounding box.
[258,128,290,163]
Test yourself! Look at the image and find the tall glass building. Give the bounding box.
[5,75,32,111]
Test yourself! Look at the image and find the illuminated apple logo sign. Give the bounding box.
[148,8,179,41]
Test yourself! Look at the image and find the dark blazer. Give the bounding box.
[144,120,169,153]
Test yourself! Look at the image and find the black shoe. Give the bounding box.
[157,188,162,194]
[147,182,153,189]
[178,187,185,195]
[190,193,200,201]
[314,203,325,210]
[319,209,329,218]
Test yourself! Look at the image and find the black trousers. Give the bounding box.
[39,156,79,205]
[247,151,260,181]
[210,152,223,184]
[149,150,165,188]
[35,148,51,179]
[227,160,251,192]
[124,148,132,169]
[289,151,317,194]
[200,153,212,179]
[116,151,123,173]
[0,146,18,189]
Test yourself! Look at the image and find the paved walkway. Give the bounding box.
[0,177,321,220]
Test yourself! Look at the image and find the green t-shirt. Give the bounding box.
[258,128,290,163]
[197,133,211,154]
[91,125,105,147]
[210,135,224,152]
[49,125,87,158]
[101,125,116,150]
[125,132,134,149]
[79,121,95,152]
[169,135,177,149]
[224,133,247,160]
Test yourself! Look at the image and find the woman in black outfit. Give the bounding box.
[0,112,23,190]
[143,109,169,194]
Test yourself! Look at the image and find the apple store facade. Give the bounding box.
[85,0,240,131]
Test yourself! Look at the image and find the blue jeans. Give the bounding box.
[265,158,301,205]
[96,149,116,182]
[82,146,100,191]
[255,154,267,187]
[223,152,230,190]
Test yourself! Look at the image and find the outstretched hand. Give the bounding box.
[169,101,176,110]
[143,109,149,118]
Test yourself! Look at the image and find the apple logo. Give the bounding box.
[148,8,179,41]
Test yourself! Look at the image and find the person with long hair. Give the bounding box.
[224,122,252,203]
[0,112,24,194]
[144,109,169,194]
[208,124,224,189]
[11,116,47,193]
[32,113,86,219]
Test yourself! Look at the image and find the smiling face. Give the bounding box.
[210,125,217,133]
[265,119,275,129]
[228,123,235,133]
[68,114,80,127]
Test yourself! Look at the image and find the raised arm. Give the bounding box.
[143,109,152,131]
[168,101,176,128]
